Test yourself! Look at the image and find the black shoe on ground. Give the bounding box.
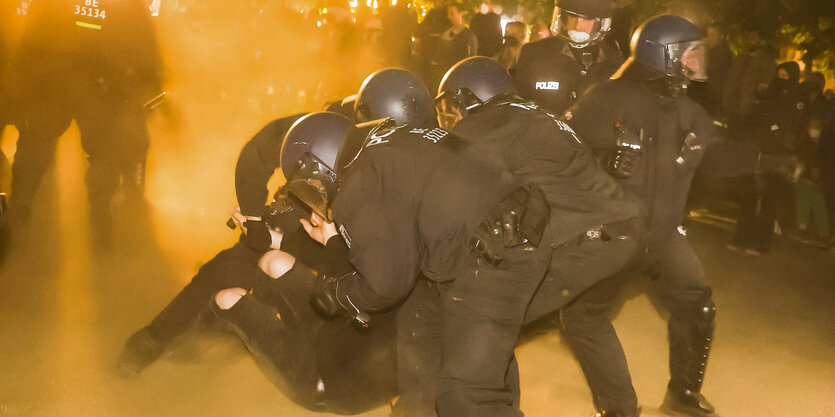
[114,327,167,378]
[590,406,641,417]
[660,388,718,417]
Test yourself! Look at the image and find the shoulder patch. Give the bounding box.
[365,125,399,148]
[505,101,582,144]
[421,128,449,143]
[338,224,352,249]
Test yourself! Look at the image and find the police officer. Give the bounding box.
[9,0,164,245]
[434,56,643,417]
[513,0,622,115]
[117,69,433,377]
[284,57,642,417]
[561,15,796,417]
[283,112,537,417]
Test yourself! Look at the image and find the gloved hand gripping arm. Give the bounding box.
[303,216,371,328]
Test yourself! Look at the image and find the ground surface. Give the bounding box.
[0,125,833,417]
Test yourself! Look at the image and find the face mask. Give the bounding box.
[568,30,591,44]
[809,128,821,139]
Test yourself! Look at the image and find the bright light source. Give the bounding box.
[500,15,511,36]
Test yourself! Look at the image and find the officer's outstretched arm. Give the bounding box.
[564,83,622,151]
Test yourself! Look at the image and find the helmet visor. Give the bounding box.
[667,40,707,81]
[286,177,333,222]
[550,7,611,48]
[284,153,338,222]
[434,88,482,130]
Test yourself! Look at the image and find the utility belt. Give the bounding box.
[558,216,641,250]
[469,185,550,269]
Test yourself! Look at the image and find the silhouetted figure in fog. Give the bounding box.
[380,1,418,69]
[8,0,164,247]
[722,28,776,135]
[801,72,830,121]
[428,3,477,91]
[528,22,550,43]
[689,23,732,118]
[414,0,451,85]
[493,21,528,76]
[468,0,502,57]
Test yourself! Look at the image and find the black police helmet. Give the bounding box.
[552,0,614,48]
[613,15,705,82]
[555,0,613,19]
[354,68,437,126]
[435,57,516,129]
[280,112,360,221]
[437,57,516,104]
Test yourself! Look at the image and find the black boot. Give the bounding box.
[589,407,641,417]
[665,291,718,417]
[660,387,718,417]
[114,326,167,378]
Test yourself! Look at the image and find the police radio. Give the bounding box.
[606,123,647,178]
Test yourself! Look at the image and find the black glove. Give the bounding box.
[310,272,371,329]
[242,219,272,252]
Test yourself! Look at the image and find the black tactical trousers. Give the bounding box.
[214,265,324,410]
[435,238,552,417]
[395,275,523,417]
[560,230,714,412]
[525,218,644,324]
[396,219,642,417]
[217,263,399,414]
[145,240,263,344]
[11,80,149,236]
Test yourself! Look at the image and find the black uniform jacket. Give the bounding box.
[567,78,760,240]
[514,36,623,114]
[330,123,518,311]
[16,0,163,98]
[453,97,639,246]
[234,113,307,217]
